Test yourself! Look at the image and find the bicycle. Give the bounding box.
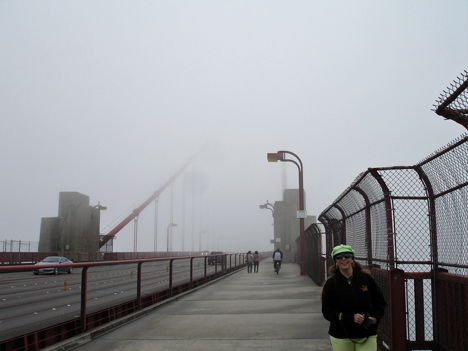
[274,260,281,274]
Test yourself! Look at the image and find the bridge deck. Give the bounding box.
[44,257,331,351]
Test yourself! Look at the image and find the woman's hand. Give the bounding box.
[354,313,365,325]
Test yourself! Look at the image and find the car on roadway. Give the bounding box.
[207,251,223,265]
[200,251,210,256]
[33,256,74,275]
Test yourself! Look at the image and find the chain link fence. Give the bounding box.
[307,69,468,351]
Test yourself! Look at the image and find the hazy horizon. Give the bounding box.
[1,1,467,253]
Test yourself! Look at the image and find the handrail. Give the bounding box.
[0,253,247,351]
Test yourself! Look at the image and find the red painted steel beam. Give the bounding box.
[413,165,440,347]
[389,268,407,351]
[80,266,89,333]
[169,259,174,297]
[190,257,194,288]
[137,262,143,311]
[414,279,425,342]
[369,169,395,269]
[99,154,197,248]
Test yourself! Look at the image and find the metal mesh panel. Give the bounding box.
[305,224,324,285]
[357,172,385,203]
[433,191,468,274]
[345,211,367,259]
[338,189,367,217]
[379,168,427,198]
[325,206,343,221]
[393,199,431,272]
[419,135,468,275]
[377,169,431,272]
[370,201,390,269]
[420,134,468,195]
[319,172,367,222]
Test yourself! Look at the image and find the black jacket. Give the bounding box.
[321,269,386,339]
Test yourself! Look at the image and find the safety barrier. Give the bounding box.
[309,133,468,351]
[0,253,246,351]
[306,68,468,351]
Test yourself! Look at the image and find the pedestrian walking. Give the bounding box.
[253,251,260,272]
[321,244,386,351]
[246,250,254,273]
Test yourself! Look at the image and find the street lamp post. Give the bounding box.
[267,150,306,275]
[154,197,159,252]
[91,202,107,218]
[167,223,177,252]
[259,200,274,217]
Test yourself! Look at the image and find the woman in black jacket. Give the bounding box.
[321,245,386,351]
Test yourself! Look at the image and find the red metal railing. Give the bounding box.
[0,253,246,351]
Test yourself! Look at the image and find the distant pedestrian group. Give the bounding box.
[246,251,260,273]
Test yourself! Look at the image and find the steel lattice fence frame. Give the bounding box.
[308,68,468,351]
[433,69,468,131]
[312,133,468,351]
[416,134,468,351]
[304,223,325,285]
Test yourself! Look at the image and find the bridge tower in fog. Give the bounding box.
[273,189,316,263]
[39,192,105,261]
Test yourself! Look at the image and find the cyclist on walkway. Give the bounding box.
[272,247,283,273]
[321,244,386,351]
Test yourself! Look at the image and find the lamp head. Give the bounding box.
[267,152,284,162]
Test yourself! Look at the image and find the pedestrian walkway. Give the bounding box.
[47,258,332,351]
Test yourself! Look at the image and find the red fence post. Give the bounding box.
[137,262,143,310]
[169,259,173,297]
[390,268,407,351]
[80,266,89,332]
[190,257,194,288]
[204,256,207,281]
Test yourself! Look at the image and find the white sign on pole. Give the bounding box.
[297,210,307,218]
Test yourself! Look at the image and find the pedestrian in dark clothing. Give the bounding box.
[272,247,283,273]
[246,251,254,273]
[321,244,386,351]
[253,251,260,273]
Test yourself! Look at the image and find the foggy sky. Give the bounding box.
[1,1,467,253]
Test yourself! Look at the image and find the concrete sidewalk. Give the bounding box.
[48,258,332,351]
